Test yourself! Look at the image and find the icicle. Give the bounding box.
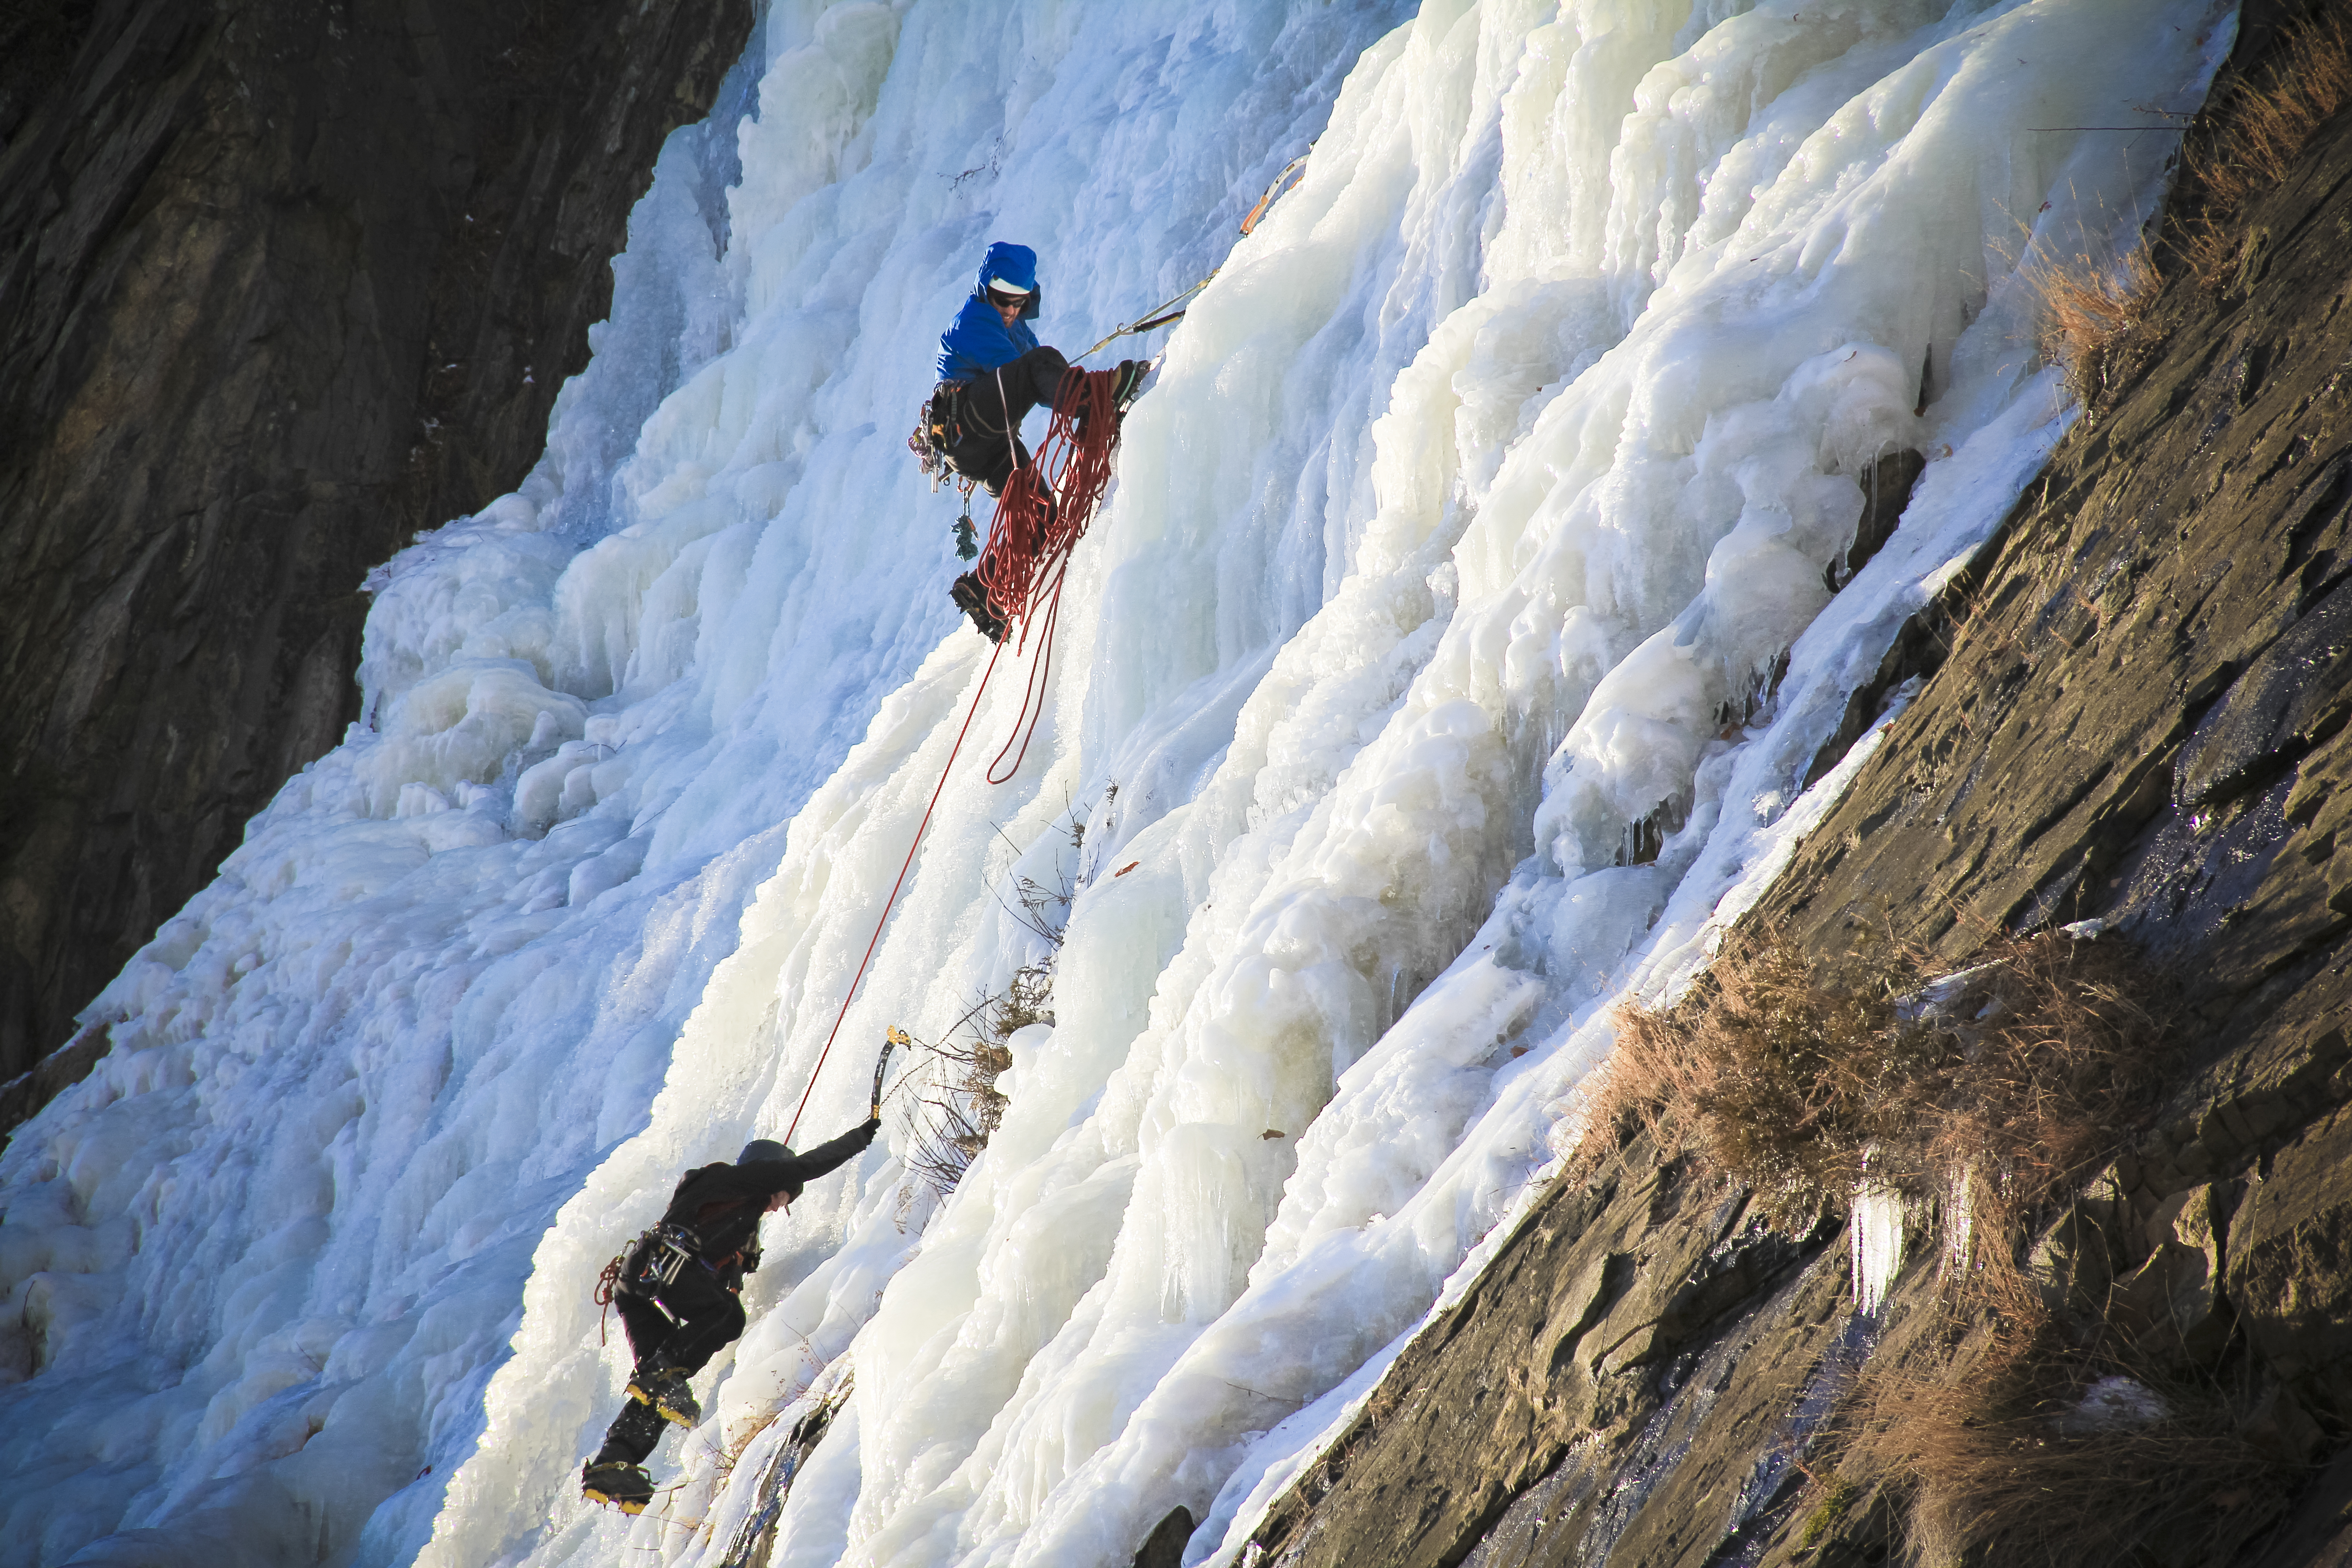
[1850,1157,1906,1318]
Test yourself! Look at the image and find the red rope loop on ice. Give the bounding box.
[975,366,1122,783]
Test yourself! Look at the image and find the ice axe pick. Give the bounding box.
[874,1027,907,1119]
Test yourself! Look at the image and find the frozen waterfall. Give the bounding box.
[0,1,2232,1565]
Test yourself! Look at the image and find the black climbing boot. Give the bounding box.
[582,1458,654,1514]
[951,572,1008,644]
[627,1367,701,1429]
[601,1393,666,1463]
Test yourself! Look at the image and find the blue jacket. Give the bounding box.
[936,242,1043,384]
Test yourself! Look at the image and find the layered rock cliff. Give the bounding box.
[0,0,753,1082]
[1223,12,2352,1568]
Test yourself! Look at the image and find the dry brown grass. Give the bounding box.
[2180,8,2352,284]
[2036,241,2161,407]
[1592,929,2177,1242]
[1592,933,1907,1225]
[1608,932,2280,1564]
[2031,9,2352,400]
[1850,1319,2291,1568]
[901,962,1049,1195]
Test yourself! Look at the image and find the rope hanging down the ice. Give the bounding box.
[778,634,1009,1147]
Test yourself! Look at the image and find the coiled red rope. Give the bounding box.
[977,366,1123,782]
[780,367,1125,1140]
[976,367,1122,630]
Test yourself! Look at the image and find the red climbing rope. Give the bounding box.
[975,366,1124,782]
[781,369,1125,1139]
[781,637,1007,1145]
[975,367,1122,632]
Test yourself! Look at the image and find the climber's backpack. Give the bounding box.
[908,382,966,489]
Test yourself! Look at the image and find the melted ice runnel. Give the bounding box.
[0,2,2233,1566]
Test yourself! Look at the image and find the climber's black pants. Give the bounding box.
[616,1264,746,1379]
[596,1267,745,1463]
[943,346,1072,494]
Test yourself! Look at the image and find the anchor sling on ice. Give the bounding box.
[581,1117,877,1514]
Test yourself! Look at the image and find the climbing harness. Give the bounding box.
[907,386,959,487]
[594,1220,700,1344]
[633,1224,701,1291]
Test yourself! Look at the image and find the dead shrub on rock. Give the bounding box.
[1586,932,1911,1225]
[901,962,1051,1196]
[1591,927,2178,1250]
[2035,240,2161,408]
[1850,1316,2290,1568]
[900,811,1080,1196]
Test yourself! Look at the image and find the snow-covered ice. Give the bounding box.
[0,1,2234,1565]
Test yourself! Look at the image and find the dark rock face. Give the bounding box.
[1237,42,2352,1568]
[0,0,754,1081]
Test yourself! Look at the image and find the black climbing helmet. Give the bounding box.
[739,1138,791,1165]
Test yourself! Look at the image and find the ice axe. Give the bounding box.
[874,1027,907,1119]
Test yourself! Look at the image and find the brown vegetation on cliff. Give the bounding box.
[1858,1329,2290,1568]
[2036,241,2161,408]
[2182,8,2352,281]
[2035,7,2349,406]
[1592,931,2177,1246]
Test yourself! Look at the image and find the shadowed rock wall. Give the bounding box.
[0,0,754,1080]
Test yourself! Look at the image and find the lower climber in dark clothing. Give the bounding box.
[581,1117,879,1513]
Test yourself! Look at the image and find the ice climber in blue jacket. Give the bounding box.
[931,240,1071,499]
[929,242,1143,641]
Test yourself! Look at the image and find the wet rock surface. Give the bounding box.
[1240,39,2352,1568]
[0,0,752,1083]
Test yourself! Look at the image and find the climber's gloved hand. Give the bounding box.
[854,1115,882,1147]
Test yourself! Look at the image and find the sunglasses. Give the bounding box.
[986,285,1029,309]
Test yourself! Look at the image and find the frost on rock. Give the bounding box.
[0,1,2237,1566]
[2054,1375,2169,1437]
